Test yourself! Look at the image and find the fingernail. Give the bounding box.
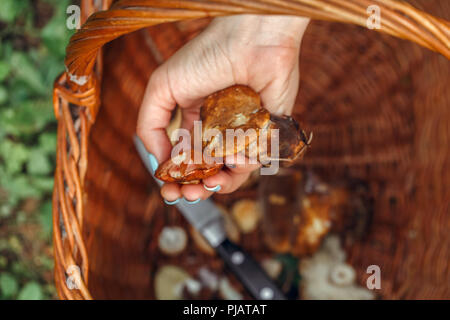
[227,164,236,169]
[148,153,159,174]
[184,198,201,205]
[204,184,221,192]
[164,198,180,205]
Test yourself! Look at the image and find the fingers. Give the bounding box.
[180,184,213,202]
[160,183,182,202]
[201,156,260,194]
[259,58,300,116]
[181,156,260,201]
[175,169,250,202]
[137,67,176,163]
[160,157,261,204]
[160,182,214,203]
[202,169,252,194]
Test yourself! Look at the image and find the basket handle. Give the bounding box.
[62,0,449,120]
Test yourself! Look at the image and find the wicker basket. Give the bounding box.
[53,0,450,300]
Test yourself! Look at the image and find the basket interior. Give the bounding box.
[80,0,450,299]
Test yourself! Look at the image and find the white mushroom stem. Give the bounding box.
[299,235,375,300]
[154,265,191,300]
[158,226,187,256]
[182,278,202,296]
[219,278,243,300]
[329,264,356,286]
[262,258,283,279]
[198,267,219,291]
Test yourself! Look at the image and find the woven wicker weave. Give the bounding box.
[53,0,450,299]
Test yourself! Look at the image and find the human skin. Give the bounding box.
[137,14,310,203]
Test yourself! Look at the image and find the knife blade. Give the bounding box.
[134,135,286,300]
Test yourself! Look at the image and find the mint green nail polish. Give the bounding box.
[148,153,159,174]
[204,184,221,192]
[164,198,180,205]
[185,198,201,205]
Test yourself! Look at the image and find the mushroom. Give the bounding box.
[190,205,240,254]
[223,208,241,243]
[155,85,310,184]
[268,193,287,206]
[218,277,243,300]
[190,226,215,255]
[261,258,283,279]
[154,265,196,300]
[231,199,262,234]
[329,263,356,287]
[198,267,219,291]
[154,149,223,184]
[299,235,375,300]
[291,194,332,256]
[158,226,187,256]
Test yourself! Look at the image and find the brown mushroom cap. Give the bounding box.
[155,149,223,184]
[155,85,310,184]
[291,195,333,256]
[202,85,271,158]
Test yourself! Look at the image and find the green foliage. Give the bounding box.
[0,273,19,298]
[0,0,75,300]
[0,0,30,23]
[41,0,73,58]
[17,281,43,300]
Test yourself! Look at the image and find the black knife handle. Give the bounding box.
[216,239,286,300]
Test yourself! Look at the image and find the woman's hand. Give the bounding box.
[137,15,309,204]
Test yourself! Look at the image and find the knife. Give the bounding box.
[134,135,286,300]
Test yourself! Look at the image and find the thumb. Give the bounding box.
[137,66,176,163]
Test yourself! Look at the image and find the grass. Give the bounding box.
[0,0,75,300]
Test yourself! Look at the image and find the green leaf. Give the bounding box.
[6,81,31,105]
[38,132,57,155]
[41,0,74,58]
[10,52,47,95]
[0,61,11,82]
[41,54,66,88]
[0,203,13,218]
[17,282,43,300]
[8,236,22,253]
[28,149,52,175]
[0,0,29,23]
[0,99,55,136]
[0,174,42,201]
[0,273,19,298]
[31,176,54,193]
[0,140,29,175]
[0,86,7,105]
[0,256,7,268]
[11,262,30,278]
[39,201,53,238]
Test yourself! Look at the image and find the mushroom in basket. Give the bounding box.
[155,85,311,184]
